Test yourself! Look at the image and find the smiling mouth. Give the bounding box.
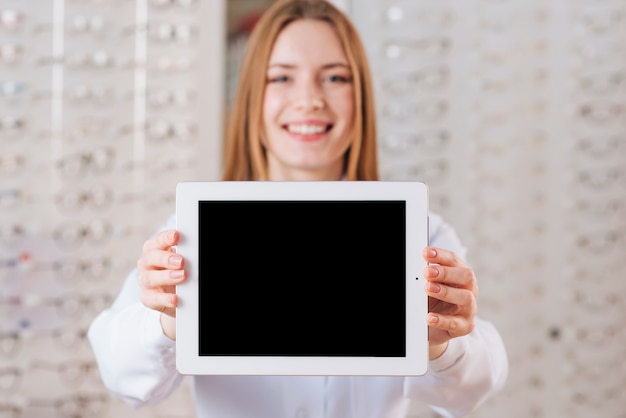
[285,123,332,135]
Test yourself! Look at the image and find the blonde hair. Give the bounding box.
[221,0,379,181]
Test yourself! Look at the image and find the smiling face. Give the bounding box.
[261,19,355,181]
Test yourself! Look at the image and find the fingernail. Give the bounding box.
[428,314,439,324]
[426,266,439,278]
[169,255,182,267]
[171,270,184,279]
[428,282,441,293]
[427,248,437,258]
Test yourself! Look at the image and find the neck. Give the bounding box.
[267,164,344,181]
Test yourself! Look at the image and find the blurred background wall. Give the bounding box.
[1,0,624,417]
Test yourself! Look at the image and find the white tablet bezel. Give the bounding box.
[175,181,429,376]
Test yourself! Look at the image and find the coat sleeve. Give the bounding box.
[88,214,184,407]
[403,212,509,417]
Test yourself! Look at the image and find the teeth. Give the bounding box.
[287,124,327,135]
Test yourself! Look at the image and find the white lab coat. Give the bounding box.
[88,212,508,418]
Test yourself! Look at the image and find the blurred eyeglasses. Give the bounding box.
[55,186,171,213]
[577,70,626,95]
[0,115,26,135]
[380,66,450,95]
[382,99,449,123]
[38,50,133,70]
[148,22,196,43]
[471,99,520,125]
[575,228,624,253]
[56,147,116,178]
[0,153,30,176]
[381,159,449,183]
[382,36,451,60]
[53,148,196,178]
[0,43,23,64]
[469,66,541,94]
[374,4,453,29]
[475,37,549,66]
[577,100,624,124]
[0,9,24,30]
[380,129,451,154]
[1,85,95,106]
[0,252,109,282]
[29,392,109,418]
[148,54,195,74]
[473,12,509,34]
[1,252,30,285]
[2,253,129,288]
[146,120,197,142]
[0,188,33,210]
[49,256,122,283]
[0,81,27,101]
[52,219,116,247]
[0,292,113,319]
[0,331,21,357]
[574,7,626,35]
[45,85,197,108]
[30,359,100,388]
[65,84,117,105]
[61,117,132,142]
[48,326,90,351]
[0,398,24,417]
[125,21,197,43]
[66,0,133,3]
[145,154,197,175]
[54,184,115,212]
[68,14,106,35]
[147,87,196,108]
[576,166,623,188]
[573,38,624,66]
[0,218,129,247]
[574,196,624,218]
[570,286,620,311]
[0,252,31,275]
[150,0,198,8]
[16,326,91,354]
[0,366,21,393]
[576,134,623,157]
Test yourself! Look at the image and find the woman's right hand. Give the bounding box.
[137,229,186,340]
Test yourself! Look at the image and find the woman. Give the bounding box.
[88,1,508,417]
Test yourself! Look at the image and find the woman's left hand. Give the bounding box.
[422,246,478,359]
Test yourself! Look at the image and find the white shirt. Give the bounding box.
[88,212,508,418]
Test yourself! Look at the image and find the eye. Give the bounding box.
[268,75,290,83]
[325,74,351,83]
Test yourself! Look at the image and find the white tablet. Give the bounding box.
[175,181,429,376]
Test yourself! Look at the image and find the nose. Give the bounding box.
[293,80,325,111]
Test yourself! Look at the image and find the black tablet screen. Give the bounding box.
[198,200,406,357]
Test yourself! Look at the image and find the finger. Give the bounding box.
[139,268,186,290]
[424,264,477,292]
[423,247,466,267]
[425,282,477,314]
[143,229,179,252]
[138,248,184,271]
[140,290,178,317]
[427,312,475,338]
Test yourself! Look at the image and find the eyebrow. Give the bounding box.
[267,62,351,70]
